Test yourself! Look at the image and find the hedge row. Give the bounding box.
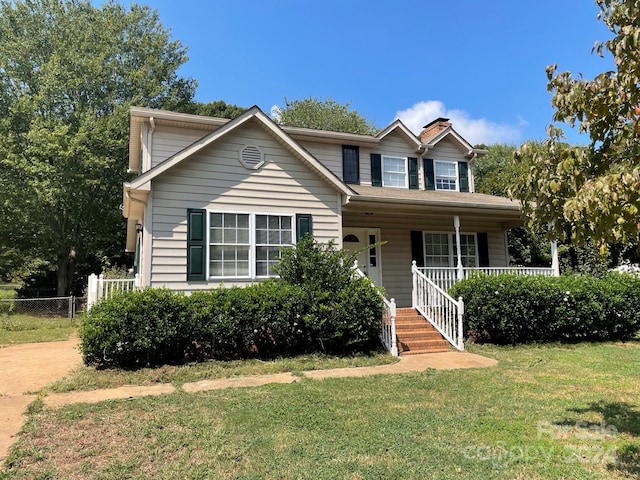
[449,273,640,345]
[80,238,384,368]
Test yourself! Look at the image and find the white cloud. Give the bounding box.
[394,100,523,145]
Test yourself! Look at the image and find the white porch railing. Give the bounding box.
[412,261,464,351]
[353,264,398,356]
[86,273,141,310]
[418,266,555,293]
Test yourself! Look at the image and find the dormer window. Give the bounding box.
[434,161,458,191]
[382,156,407,188]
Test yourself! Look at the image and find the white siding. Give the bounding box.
[149,120,342,291]
[343,212,508,307]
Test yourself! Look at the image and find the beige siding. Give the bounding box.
[301,142,343,179]
[343,212,508,307]
[149,120,341,291]
[426,138,472,191]
[151,126,208,168]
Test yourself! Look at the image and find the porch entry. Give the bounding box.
[343,228,382,287]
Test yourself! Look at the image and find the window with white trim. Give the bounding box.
[382,155,407,188]
[209,212,293,278]
[423,232,478,267]
[434,160,458,191]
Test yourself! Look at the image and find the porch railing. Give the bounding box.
[418,266,555,292]
[87,273,141,310]
[353,264,398,356]
[412,261,464,351]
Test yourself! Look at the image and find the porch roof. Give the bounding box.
[346,185,522,214]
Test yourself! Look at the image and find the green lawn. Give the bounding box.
[0,314,75,346]
[3,341,640,479]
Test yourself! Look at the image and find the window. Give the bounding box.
[434,161,458,191]
[255,214,292,276]
[423,232,478,267]
[382,155,407,188]
[209,212,293,278]
[342,145,359,184]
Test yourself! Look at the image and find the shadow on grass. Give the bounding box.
[556,401,640,476]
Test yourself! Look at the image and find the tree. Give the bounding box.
[273,97,378,134]
[0,0,197,295]
[511,0,640,252]
[181,100,246,119]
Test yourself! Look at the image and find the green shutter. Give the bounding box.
[187,209,206,281]
[423,158,435,190]
[296,214,313,241]
[408,157,419,189]
[410,231,425,267]
[342,145,360,184]
[371,153,382,187]
[477,232,490,267]
[458,161,469,192]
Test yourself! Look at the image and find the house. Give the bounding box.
[122,105,556,353]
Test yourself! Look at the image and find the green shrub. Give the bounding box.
[449,273,640,345]
[80,239,385,367]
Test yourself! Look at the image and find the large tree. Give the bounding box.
[512,0,640,252]
[274,97,377,134]
[0,0,197,295]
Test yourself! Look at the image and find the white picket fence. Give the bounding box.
[86,273,141,310]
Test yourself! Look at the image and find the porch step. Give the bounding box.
[394,308,451,355]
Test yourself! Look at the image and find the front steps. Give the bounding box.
[395,307,451,355]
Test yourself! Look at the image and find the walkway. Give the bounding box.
[0,336,496,464]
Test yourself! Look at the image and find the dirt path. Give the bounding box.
[0,334,82,463]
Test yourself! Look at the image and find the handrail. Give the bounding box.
[412,261,464,351]
[418,266,554,292]
[353,264,398,356]
[87,273,141,310]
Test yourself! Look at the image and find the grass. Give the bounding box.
[3,341,640,479]
[44,349,399,393]
[0,314,75,346]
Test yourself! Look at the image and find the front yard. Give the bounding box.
[3,341,640,479]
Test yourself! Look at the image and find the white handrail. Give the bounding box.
[411,261,464,351]
[418,266,555,292]
[353,263,398,356]
[87,273,140,310]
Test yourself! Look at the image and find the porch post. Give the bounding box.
[550,240,560,277]
[454,215,463,280]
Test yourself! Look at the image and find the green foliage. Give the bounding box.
[80,239,384,368]
[450,273,640,345]
[179,99,246,119]
[0,0,197,293]
[511,0,640,250]
[274,96,378,134]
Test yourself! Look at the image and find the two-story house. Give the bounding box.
[123,106,527,309]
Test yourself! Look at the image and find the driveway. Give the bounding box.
[0,335,82,463]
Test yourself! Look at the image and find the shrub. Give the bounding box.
[449,273,640,345]
[80,238,385,367]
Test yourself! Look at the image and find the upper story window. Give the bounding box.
[382,155,407,188]
[342,145,359,184]
[435,161,458,191]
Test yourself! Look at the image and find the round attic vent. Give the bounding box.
[239,145,265,170]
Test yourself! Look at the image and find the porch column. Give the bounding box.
[454,215,463,280]
[550,240,560,276]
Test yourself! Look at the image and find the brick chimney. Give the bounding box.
[420,117,452,143]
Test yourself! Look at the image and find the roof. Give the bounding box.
[421,125,488,158]
[348,185,521,213]
[127,106,353,197]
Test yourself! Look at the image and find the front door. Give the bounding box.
[343,228,382,287]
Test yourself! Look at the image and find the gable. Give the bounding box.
[427,135,472,161]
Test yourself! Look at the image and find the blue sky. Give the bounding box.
[124,0,614,146]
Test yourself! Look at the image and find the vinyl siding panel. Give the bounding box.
[343,212,508,307]
[148,120,341,291]
[151,126,208,167]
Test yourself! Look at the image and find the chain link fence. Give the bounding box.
[0,296,86,319]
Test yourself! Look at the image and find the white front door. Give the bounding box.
[343,228,382,287]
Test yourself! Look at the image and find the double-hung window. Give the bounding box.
[209,212,293,278]
[434,161,458,191]
[423,232,478,267]
[382,155,407,188]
